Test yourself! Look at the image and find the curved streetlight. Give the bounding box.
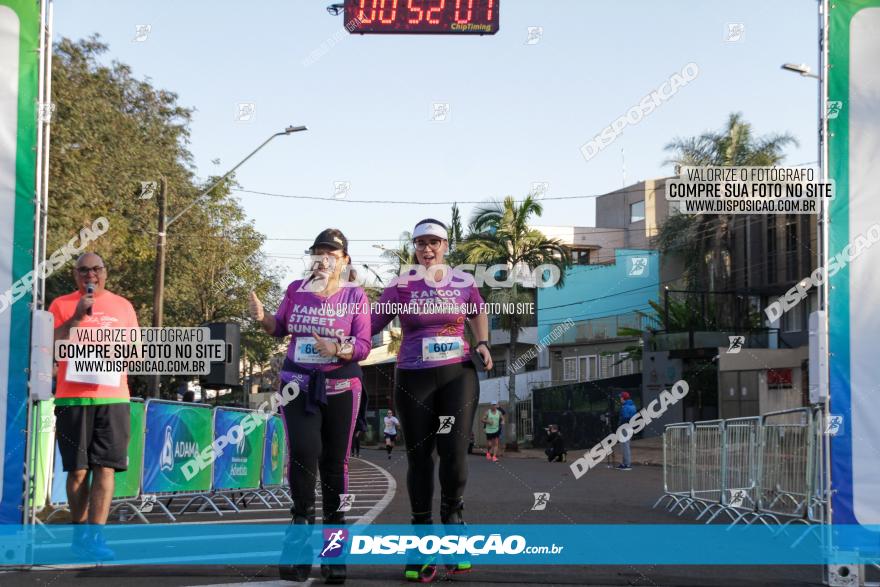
[781,63,820,80]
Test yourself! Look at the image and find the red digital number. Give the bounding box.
[486,0,495,21]
[426,0,445,24]
[407,0,423,24]
[358,0,376,23]
[454,0,473,23]
[378,0,398,24]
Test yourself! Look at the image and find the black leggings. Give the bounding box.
[394,362,479,514]
[281,380,361,518]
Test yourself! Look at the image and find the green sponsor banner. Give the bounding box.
[0,0,39,524]
[213,409,264,491]
[143,401,213,494]
[28,400,54,509]
[114,400,145,499]
[262,414,285,487]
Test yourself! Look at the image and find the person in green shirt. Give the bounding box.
[481,402,504,462]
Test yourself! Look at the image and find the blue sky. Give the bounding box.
[53,0,821,285]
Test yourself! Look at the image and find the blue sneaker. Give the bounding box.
[71,526,115,561]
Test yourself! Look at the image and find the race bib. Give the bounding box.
[294,337,339,364]
[422,337,464,362]
[65,361,122,387]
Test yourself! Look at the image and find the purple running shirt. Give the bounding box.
[273,280,372,386]
[371,268,484,370]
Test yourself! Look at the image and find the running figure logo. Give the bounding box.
[437,416,455,434]
[725,23,745,42]
[727,336,745,354]
[531,492,550,511]
[337,494,354,512]
[132,24,152,42]
[160,426,174,472]
[728,489,747,508]
[525,26,543,45]
[431,102,450,122]
[139,494,158,513]
[138,181,157,200]
[320,528,348,558]
[628,257,648,277]
[825,415,844,436]
[827,101,843,120]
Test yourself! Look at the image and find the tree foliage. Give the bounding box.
[46,36,282,397]
[660,112,797,291]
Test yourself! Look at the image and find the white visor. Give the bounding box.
[412,222,448,240]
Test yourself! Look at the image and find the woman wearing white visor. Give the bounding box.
[371,218,493,582]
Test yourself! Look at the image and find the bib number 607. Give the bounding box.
[432,342,455,353]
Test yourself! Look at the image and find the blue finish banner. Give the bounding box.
[2,524,880,565]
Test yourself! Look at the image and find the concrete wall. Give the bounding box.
[538,248,660,342]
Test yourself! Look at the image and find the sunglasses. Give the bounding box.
[76,266,105,275]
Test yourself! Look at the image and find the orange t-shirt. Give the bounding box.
[49,290,140,400]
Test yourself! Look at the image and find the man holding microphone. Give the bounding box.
[50,253,139,560]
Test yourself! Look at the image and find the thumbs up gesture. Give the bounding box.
[248,291,264,321]
[312,331,339,358]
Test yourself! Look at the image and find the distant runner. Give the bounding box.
[384,409,401,459]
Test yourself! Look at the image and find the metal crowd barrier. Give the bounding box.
[654,408,827,528]
[35,398,293,524]
[654,423,694,513]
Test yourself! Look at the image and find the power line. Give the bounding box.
[230,184,658,205]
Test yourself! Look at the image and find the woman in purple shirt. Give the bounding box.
[372,218,493,582]
[250,228,370,584]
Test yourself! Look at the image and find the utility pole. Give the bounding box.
[150,176,167,398]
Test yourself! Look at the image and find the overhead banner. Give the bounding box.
[212,408,264,491]
[0,0,39,525]
[262,413,285,487]
[142,401,212,494]
[828,0,880,525]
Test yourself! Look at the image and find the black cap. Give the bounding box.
[310,228,347,252]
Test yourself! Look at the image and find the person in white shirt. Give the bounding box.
[384,409,401,460]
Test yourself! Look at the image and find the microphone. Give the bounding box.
[86,283,94,316]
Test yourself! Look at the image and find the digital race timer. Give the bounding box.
[344,0,499,35]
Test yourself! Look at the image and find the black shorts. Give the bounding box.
[55,403,131,472]
[485,431,500,440]
[384,433,397,441]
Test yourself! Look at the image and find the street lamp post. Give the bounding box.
[780,0,831,531]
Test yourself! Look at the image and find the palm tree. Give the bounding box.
[459,195,570,446]
[661,112,797,293]
[446,203,467,267]
[380,231,416,274]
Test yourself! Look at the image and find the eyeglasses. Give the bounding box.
[76,266,105,276]
[413,239,443,250]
